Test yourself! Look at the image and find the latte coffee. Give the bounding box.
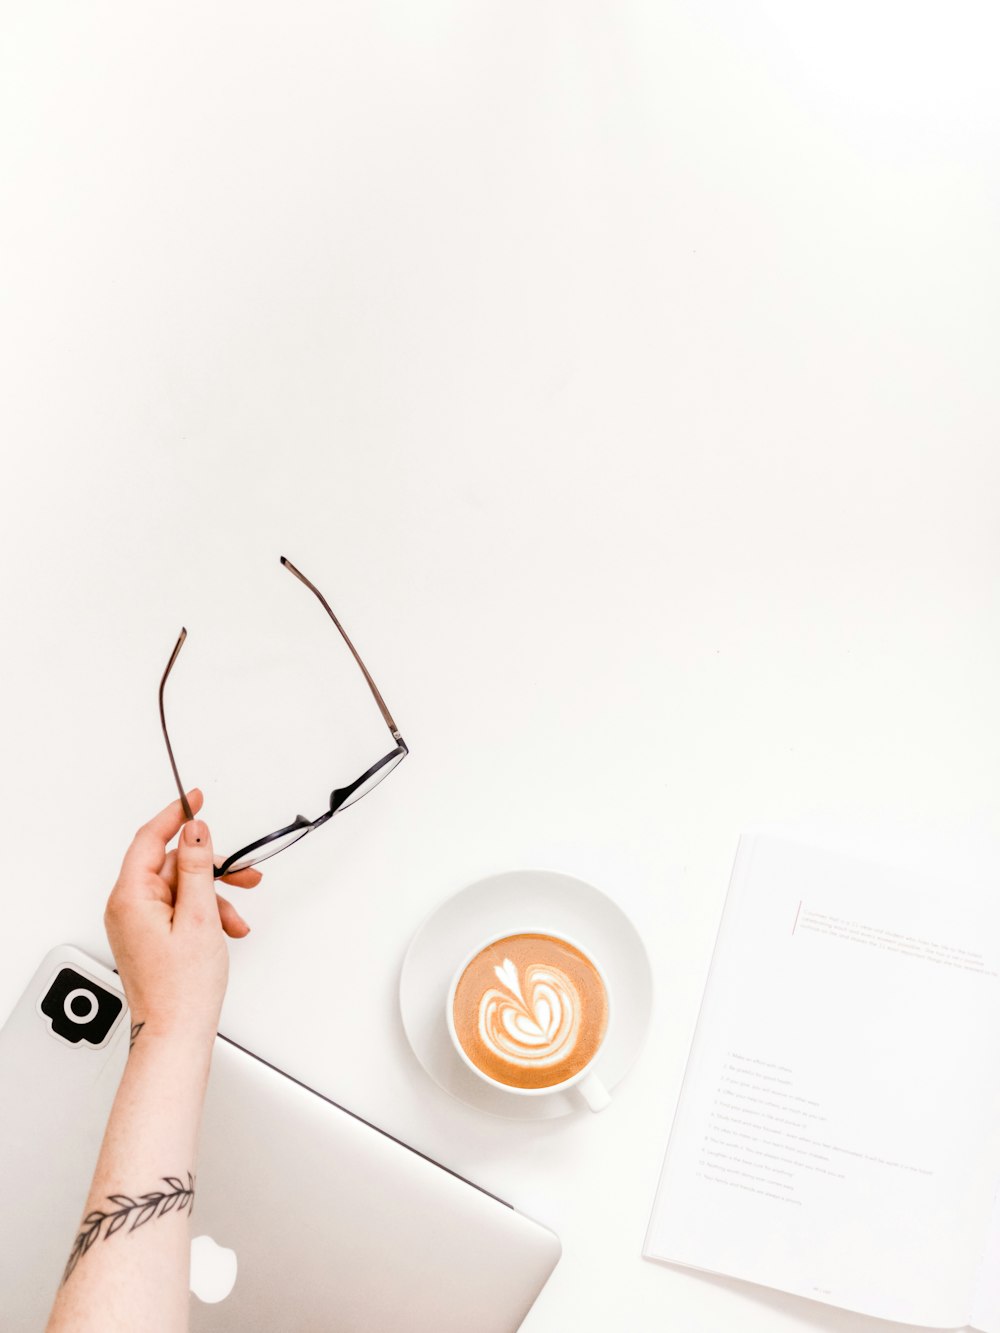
[450,933,609,1091]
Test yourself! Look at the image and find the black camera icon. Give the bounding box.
[40,967,124,1047]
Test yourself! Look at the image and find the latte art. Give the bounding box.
[479,959,581,1069]
[451,933,609,1090]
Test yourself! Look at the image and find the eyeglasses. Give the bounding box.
[159,556,408,878]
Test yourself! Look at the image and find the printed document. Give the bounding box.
[644,836,1000,1330]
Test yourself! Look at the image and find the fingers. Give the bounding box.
[119,789,204,884]
[216,893,251,939]
[161,849,258,938]
[119,793,258,940]
[218,865,264,889]
[172,817,218,928]
[161,851,263,891]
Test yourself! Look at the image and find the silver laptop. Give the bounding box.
[0,945,561,1330]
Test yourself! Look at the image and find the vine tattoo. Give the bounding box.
[128,1021,145,1051]
[61,1173,196,1284]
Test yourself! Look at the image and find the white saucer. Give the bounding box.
[399,870,654,1120]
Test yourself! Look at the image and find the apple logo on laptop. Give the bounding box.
[189,1235,238,1303]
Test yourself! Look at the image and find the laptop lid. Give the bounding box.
[0,945,561,1331]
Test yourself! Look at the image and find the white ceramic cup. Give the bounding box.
[445,929,613,1112]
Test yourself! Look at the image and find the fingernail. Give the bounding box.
[183,819,207,846]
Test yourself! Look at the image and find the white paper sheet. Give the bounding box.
[644,836,1000,1329]
[971,1181,1000,1333]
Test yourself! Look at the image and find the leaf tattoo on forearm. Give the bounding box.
[128,1021,145,1051]
[61,1173,195,1284]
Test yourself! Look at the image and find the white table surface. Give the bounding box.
[2,3,998,1329]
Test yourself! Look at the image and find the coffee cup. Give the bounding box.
[446,930,612,1112]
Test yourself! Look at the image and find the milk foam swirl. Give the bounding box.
[478,958,582,1069]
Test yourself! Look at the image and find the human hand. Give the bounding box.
[104,788,260,1045]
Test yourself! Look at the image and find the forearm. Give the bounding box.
[46,1028,214,1333]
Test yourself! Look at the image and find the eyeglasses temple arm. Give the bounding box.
[159,628,195,821]
[280,555,404,742]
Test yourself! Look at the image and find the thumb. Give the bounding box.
[174,818,218,926]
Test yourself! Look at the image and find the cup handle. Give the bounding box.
[576,1070,611,1113]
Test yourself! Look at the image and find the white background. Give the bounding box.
[2,2,998,1329]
